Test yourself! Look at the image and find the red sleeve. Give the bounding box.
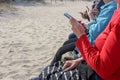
[76,24,120,79]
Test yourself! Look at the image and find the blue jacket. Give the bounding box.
[87,1,117,45]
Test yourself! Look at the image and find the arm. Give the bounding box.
[76,24,120,79]
[62,57,84,71]
[88,7,116,45]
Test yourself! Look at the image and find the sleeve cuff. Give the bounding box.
[76,34,87,46]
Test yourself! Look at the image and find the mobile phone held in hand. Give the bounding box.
[64,13,73,19]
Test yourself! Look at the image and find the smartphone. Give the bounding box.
[64,13,73,19]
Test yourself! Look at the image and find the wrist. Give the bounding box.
[75,57,84,63]
[77,33,86,39]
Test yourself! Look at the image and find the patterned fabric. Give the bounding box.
[39,61,94,80]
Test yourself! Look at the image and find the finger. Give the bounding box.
[86,6,90,11]
[78,21,81,23]
[80,12,84,18]
[63,67,70,71]
[63,66,72,71]
[69,18,76,25]
[81,23,84,26]
[62,63,67,70]
[79,12,83,15]
[63,64,75,71]
[62,61,70,70]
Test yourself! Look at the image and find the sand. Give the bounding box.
[0,1,92,80]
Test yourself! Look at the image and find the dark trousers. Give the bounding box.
[51,38,77,65]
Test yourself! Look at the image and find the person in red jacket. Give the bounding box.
[62,0,120,79]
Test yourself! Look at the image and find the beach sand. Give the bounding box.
[0,1,92,80]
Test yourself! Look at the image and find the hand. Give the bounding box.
[80,11,90,21]
[89,8,99,18]
[78,21,87,30]
[79,6,91,21]
[70,18,86,39]
[80,11,86,19]
[62,57,83,71]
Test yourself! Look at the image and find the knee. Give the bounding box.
[68,33,76,39]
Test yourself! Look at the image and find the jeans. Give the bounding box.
[93,73,103,80]
[68,33,77,40]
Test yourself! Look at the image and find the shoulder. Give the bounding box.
[110,10,120,36]
[101,1,117,10]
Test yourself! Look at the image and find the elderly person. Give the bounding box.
[63,0,120,79]
[31,0,119,79]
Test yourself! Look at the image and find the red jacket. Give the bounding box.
[76,9,120,80]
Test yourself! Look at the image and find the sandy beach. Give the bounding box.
[0,1,92,80]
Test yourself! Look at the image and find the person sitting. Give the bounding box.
[31,0,119,80]
[69,0,105,39]
[68,0,120,78]
[31,0,120,79]
[51,0,117,65]
[80,0,105,21]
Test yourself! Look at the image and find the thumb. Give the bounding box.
[63,66,72,72]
